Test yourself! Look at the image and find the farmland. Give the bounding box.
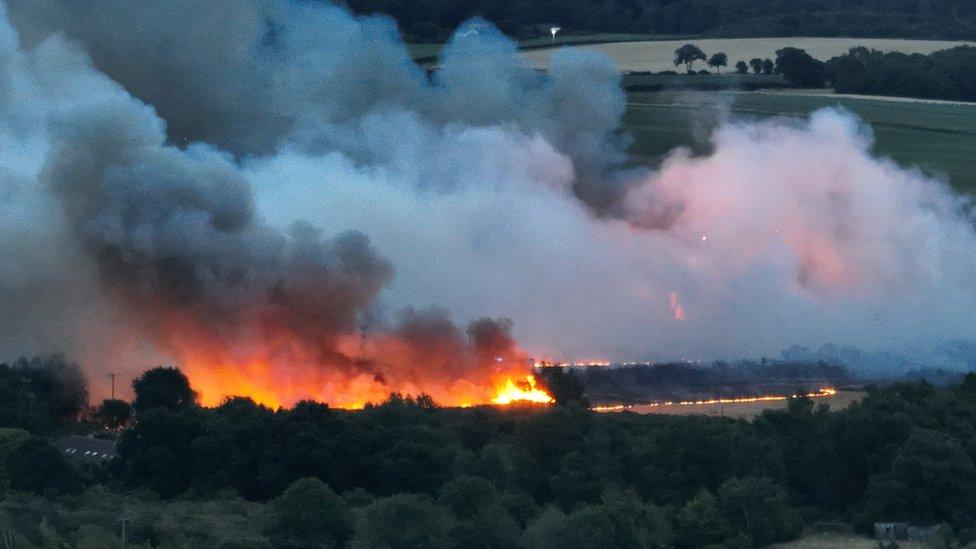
[524,37,974,73]
[608,390,867,420]
[623,90,976,193]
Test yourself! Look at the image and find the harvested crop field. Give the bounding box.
[524,37,974,73]
[597,390,866,420]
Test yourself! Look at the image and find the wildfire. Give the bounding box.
[491,375,555,405]
[592,387,837,412]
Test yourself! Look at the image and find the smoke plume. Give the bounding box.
[1,0,975,405]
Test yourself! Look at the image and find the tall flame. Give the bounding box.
[491,375,554,405]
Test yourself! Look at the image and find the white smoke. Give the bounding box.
[1,0,975,393]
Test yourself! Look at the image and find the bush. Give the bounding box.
[351,494,453,549]
[265,478,354,548]
[6,436,82,494]
[717,477,802,546]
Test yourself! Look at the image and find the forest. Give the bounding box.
[826,45,976,101]
[339,0,976,42]
[1,356,975,547]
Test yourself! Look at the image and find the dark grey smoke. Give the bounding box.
[8,0,631,214]
[13,354,89,421]
[40,83,394,364]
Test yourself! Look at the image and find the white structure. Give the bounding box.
[550,26,562,44]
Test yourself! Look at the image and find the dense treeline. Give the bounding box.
[672,43,976,102]
[826,45,976,101]
[3,362,976,546]
[337,0,976,42]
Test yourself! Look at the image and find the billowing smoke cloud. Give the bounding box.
[1,0,975,406]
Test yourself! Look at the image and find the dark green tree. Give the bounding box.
[708,52,728,73]
[132,367,197,413]
[775,47,826,87]
[538,367,588,407]
[265,477,355,548]
[761,58,775,74]
[675,489,729,548]
[6,436,82,494]
[717,477,802,546]
[674,44,707,72]
[351,494,453,549]
[736,60,749,74]
[749,57,764,74]
[94,399,133,429]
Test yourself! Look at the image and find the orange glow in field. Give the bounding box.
[491,375,555,405]
[592,387,838,412]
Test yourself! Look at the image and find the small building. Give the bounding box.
[56,435,118,464]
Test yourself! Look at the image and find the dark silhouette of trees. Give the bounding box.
[674,44,707,73]
[345,0,976,44]
[538,366,588,407]
[265,477,355,548]
[735,60,749,74]
[0,357,88,432]
[11,356,976,545]
[761,58,775,74]
[93,399,133,430]
[716,477,802,546]
[775,47,827,87]
[351,494,454,549]
[749,57,764,74]
[826,45,976,101]
[708,52,728,73]
[132,367,197,413]
[6,436,82,494]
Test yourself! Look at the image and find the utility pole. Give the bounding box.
[107,373,118,400]
[119,516,129,549]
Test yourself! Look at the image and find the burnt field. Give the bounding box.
[575,360,852,405]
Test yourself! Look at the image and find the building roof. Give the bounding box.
[56,435,118,460]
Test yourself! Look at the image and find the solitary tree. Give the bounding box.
[674,44,707,73]
[749,57,764,74]
[94,399,133,429]
[132,366,197,413]
[762,58,775,74]
[735,60,749,74]
[707,52,728,73]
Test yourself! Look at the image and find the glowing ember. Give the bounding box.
[491,375,555,405]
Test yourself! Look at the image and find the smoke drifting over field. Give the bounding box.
[1,0,975,404]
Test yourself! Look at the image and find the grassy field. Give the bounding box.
[604,390,866,420]
[623,90,976,193]
[524,37,974,73]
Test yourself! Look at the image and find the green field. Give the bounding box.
[623,90,976,193]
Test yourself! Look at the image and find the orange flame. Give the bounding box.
[491,375,555,405]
